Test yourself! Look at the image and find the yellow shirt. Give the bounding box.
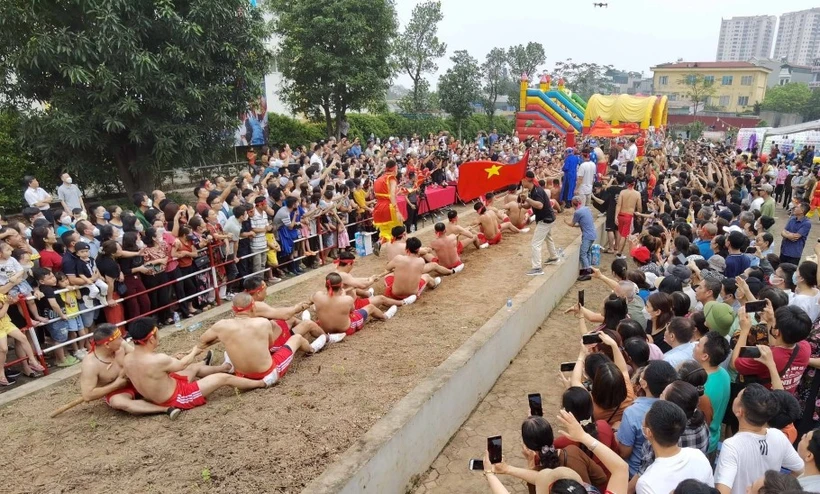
[353,189,368,211]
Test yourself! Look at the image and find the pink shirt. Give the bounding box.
[162,232,179,273]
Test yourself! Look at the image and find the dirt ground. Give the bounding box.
[411,253,618,494]
[1,209,582,494]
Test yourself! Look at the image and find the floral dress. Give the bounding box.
[797,315,820,434]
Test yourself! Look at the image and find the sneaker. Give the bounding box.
[479,243,489,249]
[385,305,398,319]
[57,356,80,367]
[402,295,417,305]
[73,350,88,360]
[544,257,559,265]
[263,369,279,387]
[5,369,21,379]
[270,277,282,283]
[434,277,442,286]
[519,227,530,233]
[166,407,182,421]
[310,334,328,353]
[82,295,94,308]
[367,287,375,297]
[301,310,311,321]
[577,274,592,282]
[526,268,545,276]
[452,264,465,274]
[203,350,213,366]
[328,333,346,344]
[224,293,234,301]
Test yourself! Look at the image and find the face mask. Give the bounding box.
[769,275,783,286]
[92,227,100,237]
[157,227,166,236]
[136,223,144,232]
[25,228,32,239]
[60,216,71,225]
[716,295,724,303]
[79,211,88,220]
[146,198,153,208]
[641,308,651,321]
[103,211,111,221]
[136,241,145,249]
[793,272,800,285]
[66,177,73,184]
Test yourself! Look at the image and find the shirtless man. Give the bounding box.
[384,237,440,298]
[198,294,327,385]
[445,210,488,252]
[333,251,418,306]
[473,202,527,245]
[501,185,532,229]
[312,272,396,335]
[79,324,183,419]
[614,175,642,256]
[429,223,463,270]
[483,192,509,224]
[123,317,266,412]
[243,277,330,342]
[382,225,462,276]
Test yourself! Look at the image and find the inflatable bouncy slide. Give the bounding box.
[581,94,667,132]
[516,74,586,139]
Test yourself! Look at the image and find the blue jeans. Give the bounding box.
[580,237,594,270]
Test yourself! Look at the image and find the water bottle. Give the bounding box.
[506,298,513,312]
[173,312,181,328]
[187,322,203,333]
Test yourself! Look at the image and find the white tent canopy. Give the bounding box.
[765,119,820,137]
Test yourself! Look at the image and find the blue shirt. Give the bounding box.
[489,133,498,145]
[694,239,713,260]
[781,216,812,259]
[663,342,695,369]
[617,397,659,476]
[724,253,751,278]
[572,206,597,241]
[347,145,362,158]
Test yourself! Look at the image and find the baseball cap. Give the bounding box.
[75,241,90,251]
[670,265,692,283]
[756,184,773,193]
[630,246,651,264]
[718,209,733,221]
[707,255,726,273]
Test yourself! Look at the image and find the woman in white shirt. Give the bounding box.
[791,262,820,323]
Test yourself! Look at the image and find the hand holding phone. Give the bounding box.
[560,361,577,372]
[528,393,543,417]
[578,290,585,308]
[582,332,602,345]
[487,436,502,464]
[469,459,484,471]
[745,300,767,313]
[738,346,761,359]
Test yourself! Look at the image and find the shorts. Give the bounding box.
[105,384,138,406]
[47,320,69,343]
[354,297,371,310]
[617,213,633,238]
[65,314,84,332]
[0,316,17,338]
[457,241,465,255]
[501,217,510,224]
[156,373,207,410]
[384,274,427,299]
[346,309,369,336]
[477,231,502,245]
[79,302,98,329]
[8,281,33,298]
[237,345,294,380]
[269,320,292,352]
[431,258,463,270]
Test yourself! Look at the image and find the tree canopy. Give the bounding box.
[552,59,616,101]
[506,43,546,82]
[438,50,481,138]
[0,0,271,195]
[393,0,446,115]
[481,48,508,121]
[760,82,812,116]
[677,73,717,118]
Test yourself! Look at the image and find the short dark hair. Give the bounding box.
[132,191,147,207]
[32,267,52,281]
[243,276,265,292]
[617,319,646,342]
[768,389,801,429]
[434,222,445,233]
[232,205,248,218]
[728,231,745,250]
[668,317,694,343]
[391,225,406,238]
[623,337,650,368]
[757,287,789,311]
[405,237,421,254]
[643,360,677,397]
[808,426,820,471]
[701,278,721,300]
[673,479,720,494]
[702,330,730,366]
[774,305,811,344]
[740,383,779,427]
[645,400,687,447]
[128,317,158,343]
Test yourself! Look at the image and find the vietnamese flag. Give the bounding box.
[457,150,529,202]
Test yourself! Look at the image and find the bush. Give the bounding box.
[267,113,324,148]
[0,109,59,213]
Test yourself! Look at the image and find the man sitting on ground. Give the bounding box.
[80,324,183,419]
[501,185,532,229]
[243,277,330,341]
[429,222,465,270]
[382,225,463,277]
[385,237,440,299]
[123,317,266,412]
[198,294,327,386]
[333,251,417,306]
[445,210,487,252]
[312,272,396,335]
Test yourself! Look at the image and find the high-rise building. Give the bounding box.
[716,16,776,62]
[774,8,820,66]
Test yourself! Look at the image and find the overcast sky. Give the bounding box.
[392,0,818,88]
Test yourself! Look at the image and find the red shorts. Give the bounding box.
[384,274,427,299]
[502,217,510,224]
[104,384,138,406]
[617,213,633,238]
[478,231,502,245]
[156,373,207,410]
[457,241,464,255]
[431,257,463,270]
[354,297,371,310]
[346,309,369,336]
[270,320,292,352]
[236,345,294,380]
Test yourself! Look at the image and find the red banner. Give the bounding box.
[456,150,529,202]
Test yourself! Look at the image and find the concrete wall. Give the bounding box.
[305,220,605,494]
[759,110,803,128]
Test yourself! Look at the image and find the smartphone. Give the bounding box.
[739,346,761,358]
[560,361,577,372]
[582,332,602,345]
[469,459,484,471]
[528,393,543,417]
[745,300,768,313]
[487,436,502,464]
[578,289,585,308]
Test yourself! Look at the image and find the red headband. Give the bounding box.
[448,218,457,223]
[132,327,157,345]
[326,279,342,295]
[334,258,355,266]
[232,300,255,314]
[247,284,266,295]
[435,230,444,237]
[90,328,122,351]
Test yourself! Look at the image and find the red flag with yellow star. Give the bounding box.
[456,150,529,202]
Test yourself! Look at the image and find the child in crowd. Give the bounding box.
[33,268,82,366]
[0,292,46,385]
[74,242,108,307]
[0,242,47,325]
[57,271,90,358]
[265,230,283,281]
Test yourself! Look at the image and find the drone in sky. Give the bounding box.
[593,2,609,7]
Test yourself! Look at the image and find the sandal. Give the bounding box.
[28,361,45,373]
[0,377,13,386]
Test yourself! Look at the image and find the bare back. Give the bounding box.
[618,187,642,215]
[382,240,406,262]
[389,254,425,297]
[477,212,499,239]
[312,290,355,332]
[430,234,459,268]
[208,317,276,375]
[123,349,182,405]
[445,222,474,242]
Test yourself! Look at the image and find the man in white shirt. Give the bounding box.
[23,175,54,222]
[57,172,85,213]
[625,137,638,175]
[662,317,696,370]
[310,143,324,170]
[575,152,596,206]
[636,401,713,494]
[714,384,804,494]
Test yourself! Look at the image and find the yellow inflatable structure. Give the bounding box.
[582,94,667,130]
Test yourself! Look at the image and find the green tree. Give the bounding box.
[803,89,820,121]
[481,48,508,122]
[438,50,481,139]
[761,82,812,115]
[506,43,546,82]
[271,0,397,138]
[0,0,271,196]
[677,73,717,119]
[0,109,56,212]
[552,59,616,101]
[393,0,446,115]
